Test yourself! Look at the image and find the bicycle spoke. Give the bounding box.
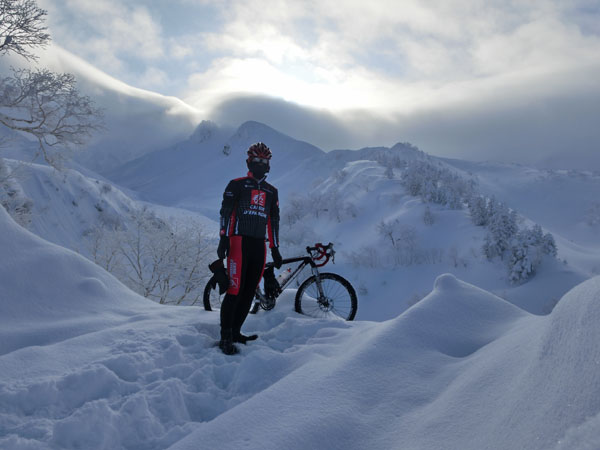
[295,273,357,321]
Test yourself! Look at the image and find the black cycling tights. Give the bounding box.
[220,235,266,336]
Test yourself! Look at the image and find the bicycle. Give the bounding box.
[203,242,358,321]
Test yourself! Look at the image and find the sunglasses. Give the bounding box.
[250,157,270,164]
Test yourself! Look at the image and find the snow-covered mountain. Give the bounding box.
[2,204,600,449]
[106,120,324,215]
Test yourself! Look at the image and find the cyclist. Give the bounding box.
[217,142,283,355]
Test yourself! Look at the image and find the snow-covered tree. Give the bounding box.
[468,195,489,226]
[483,201,518,260]
[541,230,557,257]
[507,235,540,284]
[0,0,103,169]
[507,224,557,284]
[0,159,32,226]
[87,207,212,305]
[399,160,474,209]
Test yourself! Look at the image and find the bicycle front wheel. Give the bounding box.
[203,276,224,311]
[295,273,357,321]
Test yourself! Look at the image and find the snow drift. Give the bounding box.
[2,199,599,449]
[0,205,151,356]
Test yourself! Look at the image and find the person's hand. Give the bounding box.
[217,235,229,260]
[271,247,283,269]
[209,259,229,294]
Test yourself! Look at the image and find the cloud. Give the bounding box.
[182,1,600,111]
[207,59,600,170]
[209,94,368,150]
[38,0,167,89]
[30,0,600,168]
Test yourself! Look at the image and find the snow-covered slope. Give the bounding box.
[2,204,599,449]
[281,158,587,318]
[0,205,152,356]
[440,158,600,245]
[1,159,218,255]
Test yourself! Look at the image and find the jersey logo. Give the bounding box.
[251,190,266,207]
[229,260,239,290]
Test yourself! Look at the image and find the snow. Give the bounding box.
[2,201,600,449]
[2,80,600,449]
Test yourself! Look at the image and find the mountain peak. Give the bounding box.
[189,120,220,143]
[390,141,428,160]
[235,121,281,139]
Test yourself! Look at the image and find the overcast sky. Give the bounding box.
[36,0,600,167]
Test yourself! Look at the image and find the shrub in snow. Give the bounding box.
[585,201,600,228]
[86,207,212,304]
[348,245,380,269]
[423,206,435,225]
[384,166,394,179]
[281,190,357,226]
[326,189,358,222]
[373,219,442,267]
[448,247,463,268]
[281,194,307,229]
[0,161,33,227]
[333,169,348,182]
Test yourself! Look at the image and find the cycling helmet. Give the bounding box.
[247,142,272,164]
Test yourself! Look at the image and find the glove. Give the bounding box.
[217,235,229,260]
[271,247,283,269]
[209,259,229,295]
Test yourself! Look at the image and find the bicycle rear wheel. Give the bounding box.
[203,276,224,311]
[295,273,357,321]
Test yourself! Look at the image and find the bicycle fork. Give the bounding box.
[311,266,328,306]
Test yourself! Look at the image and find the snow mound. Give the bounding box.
[397,273,528,357]
[0,206,150,356]
[170,275,600,450]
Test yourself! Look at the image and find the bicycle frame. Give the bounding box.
[204,241,356,320]
[255,243,334,310]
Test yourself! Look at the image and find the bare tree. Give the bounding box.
[0,0,50,61]
[87,208,212,305]
[0,0,103,170]
[1,68,103,167]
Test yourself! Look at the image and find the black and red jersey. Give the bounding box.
[219,173,280,248]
